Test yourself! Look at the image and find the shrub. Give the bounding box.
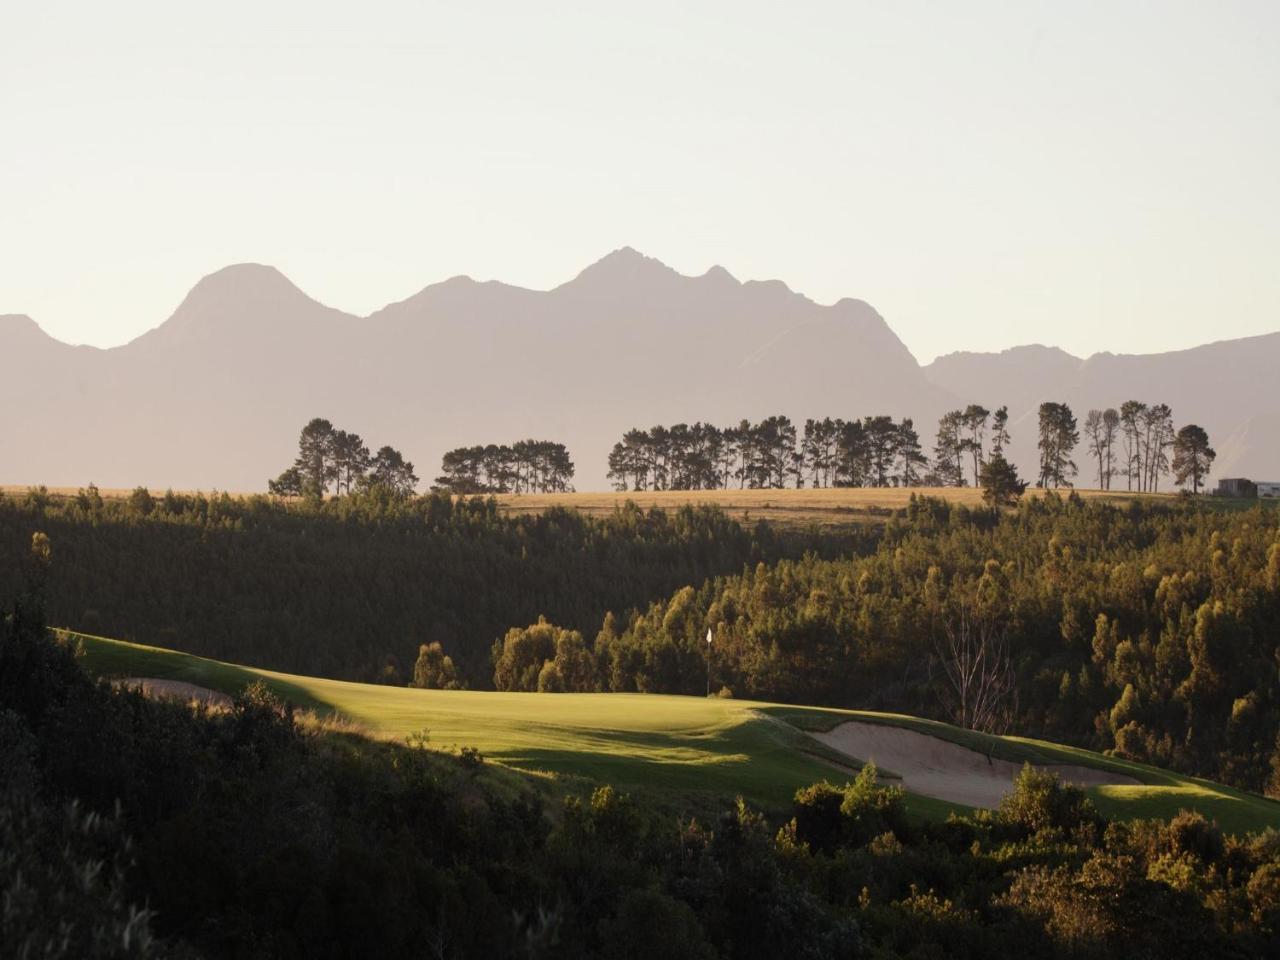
[410,641,462,690]
[998,765,1100,837]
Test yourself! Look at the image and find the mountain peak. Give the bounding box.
[125,263,349,349]
[565,247,679,290]
[701,264,739,286]
[185,263,304,303]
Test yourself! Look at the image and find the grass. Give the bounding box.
[67,630,1280,834]
[70,630,852,815]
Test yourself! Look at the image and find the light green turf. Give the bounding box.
[66,630,1280,833]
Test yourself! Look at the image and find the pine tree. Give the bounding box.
[293,418,337,496]
[1172,424,1215,494]
[332,430,371,495]
[367,446,419,496]
[980,454,1026,506]
[895,419,928,486]
[990,406,1011,457]
[933,411,967,487]
[863,416,900,487]
[1037,402,1078,488]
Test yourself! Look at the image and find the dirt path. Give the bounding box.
[812,720,1138,810]
[118,677,232,708]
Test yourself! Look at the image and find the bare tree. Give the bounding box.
[933,604,1018,736]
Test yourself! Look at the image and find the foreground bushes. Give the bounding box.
[0,591,859,958]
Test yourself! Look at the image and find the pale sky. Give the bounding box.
[2,1,1277,363]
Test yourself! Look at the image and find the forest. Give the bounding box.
[0,485,855,684]
[5,594,1280,959]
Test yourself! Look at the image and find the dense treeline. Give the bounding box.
[493,494,1280,793]
[608,403,1214,495]
[5,604,1280,958]
[606,416,928,491]
[0,486,855,685]
[433,439,575,494]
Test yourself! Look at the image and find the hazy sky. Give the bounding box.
[3,1,1277,363]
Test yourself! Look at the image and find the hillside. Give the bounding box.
[6,250,1278,493]
[73,631,1280,835]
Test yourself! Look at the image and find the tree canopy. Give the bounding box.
[269,418,416,497]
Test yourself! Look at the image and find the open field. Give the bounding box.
[8,483,1261,533]
[0,484,1173,533]
[69,630,1280,834]
[487,486,1178,529]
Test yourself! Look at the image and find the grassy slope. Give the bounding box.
[70,631,1280,834]
[72,631,857,815]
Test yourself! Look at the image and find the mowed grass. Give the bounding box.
[70,631,856,813]
[69,631,1280,833]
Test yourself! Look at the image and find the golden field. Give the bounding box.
[1,483,1173,531]
[487,486,1172,529]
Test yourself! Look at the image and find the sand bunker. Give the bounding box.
[118,677,232,708]
[812,721,1138,810]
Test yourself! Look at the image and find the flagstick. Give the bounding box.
[705,627,712,698]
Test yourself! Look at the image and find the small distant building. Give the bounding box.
[1216,478,1256,498]
[1258,482,1280,499]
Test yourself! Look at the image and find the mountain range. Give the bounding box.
[3,248,1277,492]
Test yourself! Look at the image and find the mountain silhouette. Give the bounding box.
[2,250,1275,491]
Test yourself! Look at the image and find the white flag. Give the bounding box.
[706,627,713,646]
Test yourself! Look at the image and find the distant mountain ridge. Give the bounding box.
[3,249,1277,491]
